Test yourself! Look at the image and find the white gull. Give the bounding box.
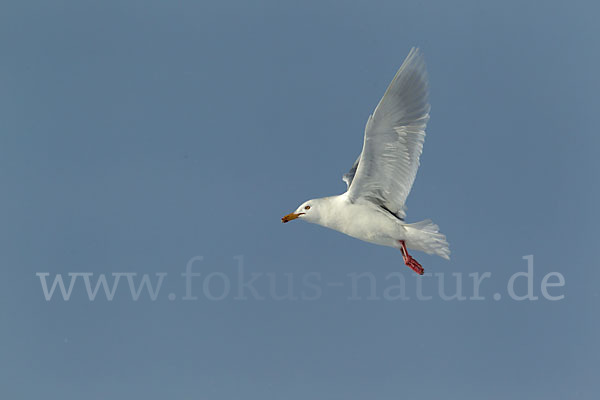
[282,48,449,274]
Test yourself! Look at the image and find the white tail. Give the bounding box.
[404,219,450,260]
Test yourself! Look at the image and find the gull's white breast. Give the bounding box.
[315,195,406,248]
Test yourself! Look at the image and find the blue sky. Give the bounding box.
[1,1,599,399]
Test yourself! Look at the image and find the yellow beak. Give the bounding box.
[281,212,304,223]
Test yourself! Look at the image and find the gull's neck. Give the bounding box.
[312,194,348,230]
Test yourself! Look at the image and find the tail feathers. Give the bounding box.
[405,219,450,260]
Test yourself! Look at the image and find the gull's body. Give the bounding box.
[282,48,449,274]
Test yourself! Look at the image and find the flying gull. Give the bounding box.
[282,48,449,275]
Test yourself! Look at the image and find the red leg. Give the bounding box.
[399,240,424,275]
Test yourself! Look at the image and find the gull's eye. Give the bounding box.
[304,205,311,210]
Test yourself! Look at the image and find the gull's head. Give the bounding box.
[281,199,320,224]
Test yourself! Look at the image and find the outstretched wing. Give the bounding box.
[345,47,430,219]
